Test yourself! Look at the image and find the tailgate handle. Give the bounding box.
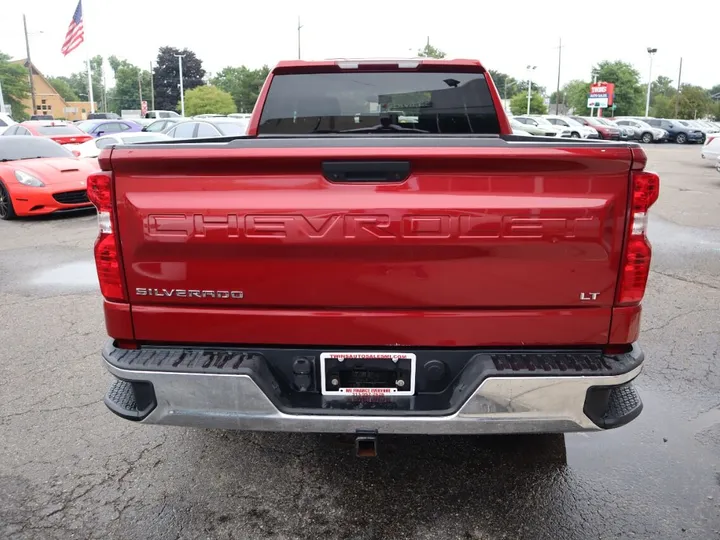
[322,161,410,183]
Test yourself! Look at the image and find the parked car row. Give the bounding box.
[509,113,720,145]
[510,114,629,141]
[0,116,250,148]
[615,117,720,144]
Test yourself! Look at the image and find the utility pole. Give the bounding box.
[138,71,143,107]
[23,14,36,114]
[150,62,155,111]
[175,54,186,116]
[297,17,303,60]
[555,38,563,115]
[675,57,682,118]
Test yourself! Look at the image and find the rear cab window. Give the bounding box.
[34,124,84,135]
[257,71,501,135]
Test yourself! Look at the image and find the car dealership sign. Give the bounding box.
[587,82,615,108]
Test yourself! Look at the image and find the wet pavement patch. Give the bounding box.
[30,261,98,289]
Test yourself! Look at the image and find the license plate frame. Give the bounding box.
[320,352,416,397]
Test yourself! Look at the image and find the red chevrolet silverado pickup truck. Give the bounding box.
[89,58,659,444]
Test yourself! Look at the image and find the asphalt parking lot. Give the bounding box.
[1,144,719,540]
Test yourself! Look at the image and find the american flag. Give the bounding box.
[61,0,84,56]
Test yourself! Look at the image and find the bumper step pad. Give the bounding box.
[104,378,156,421]
[584,381,643,429]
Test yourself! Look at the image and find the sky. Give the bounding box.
[1,0,718,94]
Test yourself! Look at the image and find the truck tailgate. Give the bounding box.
[109,140,633,346]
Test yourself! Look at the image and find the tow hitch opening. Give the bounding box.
[355,431,378,458]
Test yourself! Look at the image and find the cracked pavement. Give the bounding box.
[1,145,719,539]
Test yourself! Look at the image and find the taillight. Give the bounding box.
[87,172,127,302]
[616,164,660,306]
[705,135,717,147]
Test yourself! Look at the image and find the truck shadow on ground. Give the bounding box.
[200,431,578,540]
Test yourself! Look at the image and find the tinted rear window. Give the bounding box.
[34,124,84,136]
[258,71,500,135]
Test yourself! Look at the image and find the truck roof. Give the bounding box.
[273,58,486,72]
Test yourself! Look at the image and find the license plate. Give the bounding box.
[320,352,416,397]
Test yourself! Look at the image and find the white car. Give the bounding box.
[701,134,720,161]
[512,128,533,136]
[543,115,599,139]
[70,132,171,159]
[0,113,16,136]
[514,116,571,137]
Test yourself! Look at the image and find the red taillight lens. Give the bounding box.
[616,170,660,306]
[632,170,660,213]
[88,172,127,302]
[95,233,125,301]
[87,172,112,212]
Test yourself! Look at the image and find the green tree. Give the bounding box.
[708,84,720,97]
[0,52,30,119]
[515,80,547,97]
[65,55,105,107]
[488,70,518,100]
[711,101,720,121]
[557,79,591,114]
[652,75,675,99]
[47,76,79,101]
[107,56,151,114]
[675,84,712,119]
[417,38,445,59]
[510,92,546,115]
[212,65,270,113]
[591,61,644,116]
[650,94,676,118]
[153,47,205,112]
[184,85,236,116]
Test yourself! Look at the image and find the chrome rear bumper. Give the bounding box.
[104,358,643,435]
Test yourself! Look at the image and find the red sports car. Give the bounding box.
[0,136,98,219]
[2,120,93,145]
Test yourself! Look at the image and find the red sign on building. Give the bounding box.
[589,82,615,106]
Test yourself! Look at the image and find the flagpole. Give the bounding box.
[84,0,94,113]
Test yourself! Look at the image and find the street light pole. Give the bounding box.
[555,38,563,115]
[645,47,657,117]
[138,72,143,107]
[150,62,155,111]
[674,57,682,118]
[297,17,303,60]
[526,65,537,115]
[23,14,37,114]
[175,54,186,116]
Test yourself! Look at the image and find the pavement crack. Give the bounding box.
[644,307,720,332]
[651,270,720,291]
[0,399,99,420]
[116,437,168,483]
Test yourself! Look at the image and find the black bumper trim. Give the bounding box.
[103,342,644,418]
